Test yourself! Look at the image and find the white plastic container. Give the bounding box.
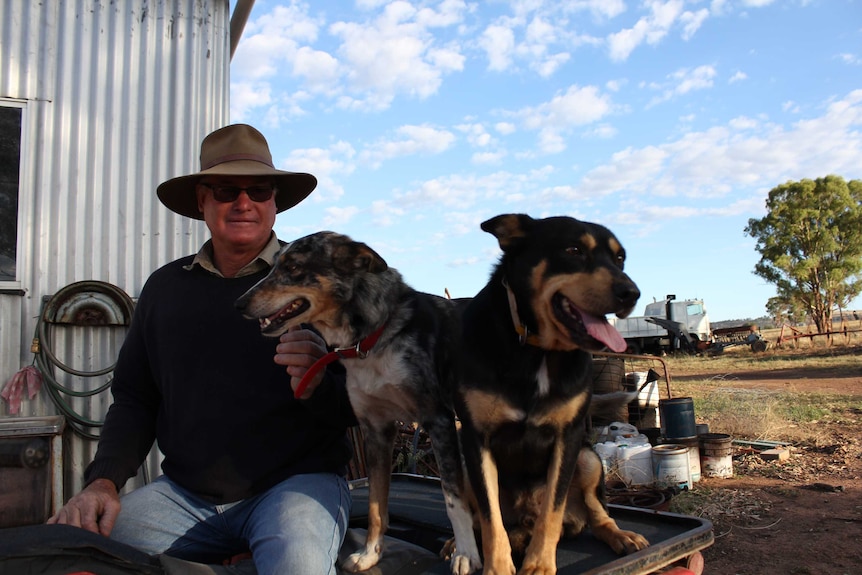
[652,444,692,490]
[615,434,650,449]
[594,441,618,477]
[607,422,638,439]
[617,443,654,486]
[677,437,701,483]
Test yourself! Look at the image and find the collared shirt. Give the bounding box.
[183,232,282,278]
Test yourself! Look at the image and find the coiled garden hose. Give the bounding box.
[33,281,134,440]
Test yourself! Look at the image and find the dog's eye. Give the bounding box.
[566,246,583,257]
[616,251,626,266]
[281,261,302,277]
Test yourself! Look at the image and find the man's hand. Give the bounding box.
[46,478,121,536]
[275,326,329,399]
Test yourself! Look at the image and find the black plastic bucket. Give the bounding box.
[659,397,697,440]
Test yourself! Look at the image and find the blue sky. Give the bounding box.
[230,0,862,322]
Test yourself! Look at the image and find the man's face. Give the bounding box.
[196,176,278,250]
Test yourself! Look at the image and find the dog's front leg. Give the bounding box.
[423,415,482,575]
[518,425,580,575]
[460,421,516,575]
[342,420,398,573]
[575,447,650,554]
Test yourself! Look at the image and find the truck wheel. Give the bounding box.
[625,342,642,355]
[751,340,767,353]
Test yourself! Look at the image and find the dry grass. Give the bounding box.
[665,384,859,444]
[661,342,862,445]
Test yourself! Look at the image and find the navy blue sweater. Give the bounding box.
[85,256,356,503]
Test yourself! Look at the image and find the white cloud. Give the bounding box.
[394,169,551,210]
[515,85,615,152]
[580,146,669,196]
[322,205,360,227]
[472,151,507,165]
[782,100,801,113]
[230,82,273,122]
[369,199,405,227]
[359,125,457,168]
[281,142,356,202]
[494,122,517,135]
[647,65,717,106]
[330,2,466,111]
[679,8,709,40]
[728,71,748,84]
[607,23,644,62]
[446,256,481,268]
[607,0,693,62]
[230,4,327,120]
[291,47,341,93]
[582,0,627,19]
[585,124,618,139]
[532,52,571,78]
[479,23,516,71]
[477,4,614,77]
[578,90,862,203]
[606,79,626,92]
[455,122,494,147]
[673,65,717,95]
[233,4,322,80]
[728,116,758,130]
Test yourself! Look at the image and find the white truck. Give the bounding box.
[608,296,712,355]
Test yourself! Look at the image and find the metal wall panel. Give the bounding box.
[0,0,230,501]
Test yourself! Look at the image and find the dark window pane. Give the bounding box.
[0,107,22,281]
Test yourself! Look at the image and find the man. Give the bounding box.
[48,124,357,575]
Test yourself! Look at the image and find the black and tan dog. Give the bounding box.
[234,231,481,575]
[456,214,649,575]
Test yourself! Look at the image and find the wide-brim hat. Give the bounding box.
[157,124,317,220]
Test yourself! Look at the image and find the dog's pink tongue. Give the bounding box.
[581,311,628,352]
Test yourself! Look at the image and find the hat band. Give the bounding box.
[201,153,274,170]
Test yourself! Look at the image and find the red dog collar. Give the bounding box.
[292,322,388,399]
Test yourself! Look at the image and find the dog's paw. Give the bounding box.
[483,558,517,575]
[608,529,650,554]
[450,552,482,575]
[516,560,555,575]
[439,537,482,574]
[341,548,382,573]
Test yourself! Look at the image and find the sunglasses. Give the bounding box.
[200,182,275,203]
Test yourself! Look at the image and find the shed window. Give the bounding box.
[0,106,22,281]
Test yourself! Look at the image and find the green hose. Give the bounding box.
[33,281,134,440]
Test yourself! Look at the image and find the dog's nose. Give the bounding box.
[614,282,640,309]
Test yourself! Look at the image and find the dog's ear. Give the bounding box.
[333,241,389,274]
[481,213,534,250]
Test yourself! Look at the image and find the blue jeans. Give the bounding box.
[110,472,351,575]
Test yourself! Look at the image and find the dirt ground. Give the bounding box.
[668,345,862,575]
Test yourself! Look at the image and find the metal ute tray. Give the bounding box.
[347,474,713,575]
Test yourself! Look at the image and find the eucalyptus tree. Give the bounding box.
[745,175,862,333]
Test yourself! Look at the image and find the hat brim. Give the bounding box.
[156,160,318,220]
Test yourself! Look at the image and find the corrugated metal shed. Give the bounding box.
[0,0,231,500]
